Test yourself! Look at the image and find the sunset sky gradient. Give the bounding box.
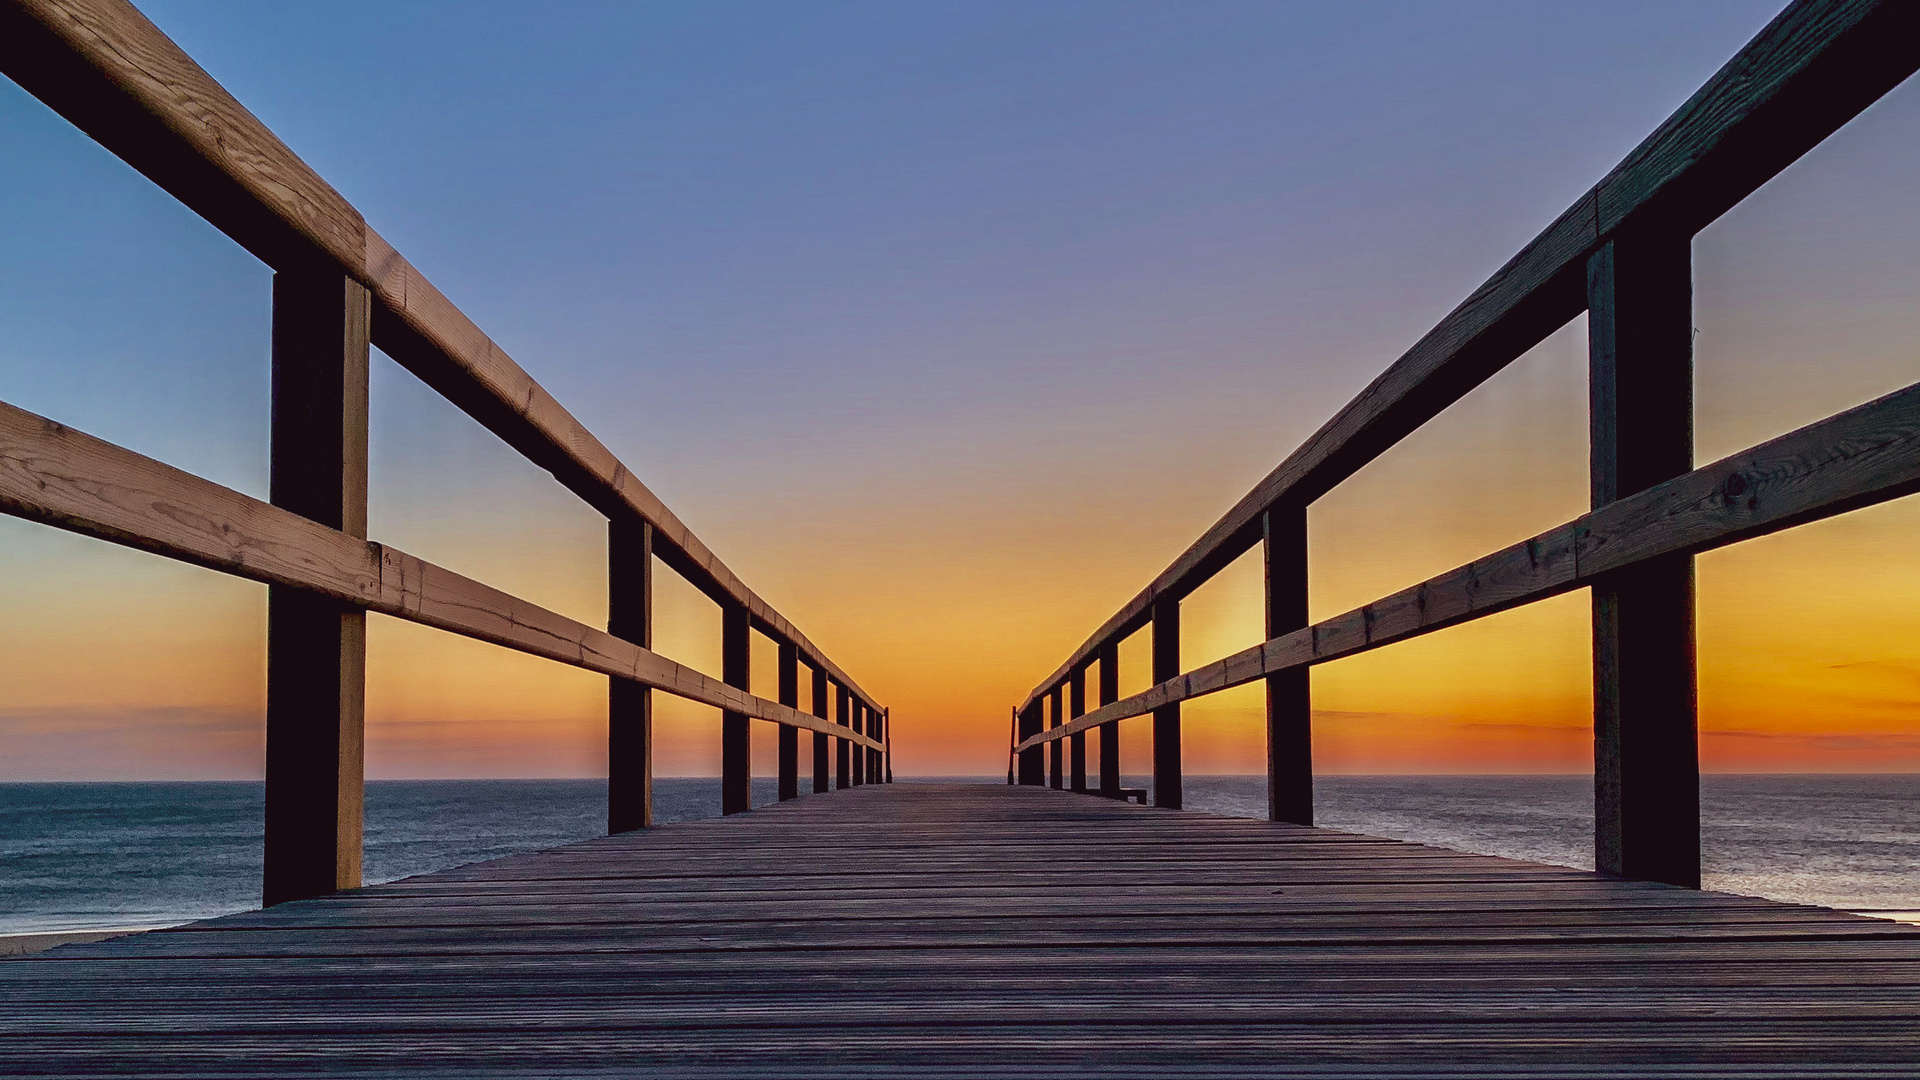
[2,0,1917,780]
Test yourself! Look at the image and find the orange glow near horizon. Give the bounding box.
[7,459,1920,779]
[9,334,1920,781]
[4,17,1920,783]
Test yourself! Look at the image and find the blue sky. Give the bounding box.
[6,1,1919,777]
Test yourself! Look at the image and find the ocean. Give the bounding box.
[2,775,1917,935]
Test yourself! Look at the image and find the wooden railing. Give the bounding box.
[0,0,890,907]
[1010,0,1920,888]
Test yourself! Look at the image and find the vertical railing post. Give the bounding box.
[1097,644,1119,799]
[811,665,831,793]
[777,641,799,801]
[1047,687,1064,790]
[883,707,892,782]
[608,515,653,832]
[1017,701,1044,785]
[721,604,752,815]
[1264,504,1311,825]
[1068,669,1087,793]
[1588,230,1699,888]
[263,269,370,907]
[836,683,852,790]
[1152,597,1181,809]
[851,702,866,787]
[1007,708,1016,784]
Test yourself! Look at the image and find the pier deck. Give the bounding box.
[6,783,1920,1077]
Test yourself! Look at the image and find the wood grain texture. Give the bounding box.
[6,784,1919,1077]
[1018,0,1920,715]
[0,400,881,752]
[1022,376,1920,751]
[0,0,363,271]
[365,222,880,717]
[0,0,881,718]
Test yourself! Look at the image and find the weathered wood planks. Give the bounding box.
[0,400,881,753]
[6,784,1919,1077]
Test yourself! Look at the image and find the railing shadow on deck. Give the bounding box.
[0,0,891,908]
[1011,0,1920,890]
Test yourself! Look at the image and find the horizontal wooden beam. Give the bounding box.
[0,0,363,274]
[1020,376,1920,751]
[1019,0,1920,713]
[0,399,882,753]
[362,232,881,714]
[0,0,882,718]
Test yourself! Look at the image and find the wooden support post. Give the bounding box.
[814,664,837,791]
[1017,701,1044,785]
[810,664,833,791]
[1013,707,1029,780]
[263,269,369,907]
[721,604,751,815]
[882,707,892,783]
[1047,687,1064,790]
[851,702,865,787]
[1098,644,1120,799]
[608,516,653,833]
[864,707,879,780]
[777,641,799,802]
[1264,504,1311,826]
[1152,597,1181,809]
[1007,708,1018,784]
[1068,670,1087,793]
[836,684,852,790]
[1588,231,1699,888]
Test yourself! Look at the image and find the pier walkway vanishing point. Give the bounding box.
[9,0,1920,1075]
[10,784,1920,1077]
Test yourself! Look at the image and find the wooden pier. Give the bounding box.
[7,0,1920,1074]
[8,783,1920,1076]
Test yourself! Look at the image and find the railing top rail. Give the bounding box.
[1017,0,1919,713]
[0,0,882,714]
[1015,376,1920,752]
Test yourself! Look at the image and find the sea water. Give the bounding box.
[1177,773,1920,917]
[0,778,742,934]
[3,775,1917,934]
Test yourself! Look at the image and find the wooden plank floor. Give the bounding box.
[6,782,1920,1077]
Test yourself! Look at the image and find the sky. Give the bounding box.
[1,0,1917,780]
